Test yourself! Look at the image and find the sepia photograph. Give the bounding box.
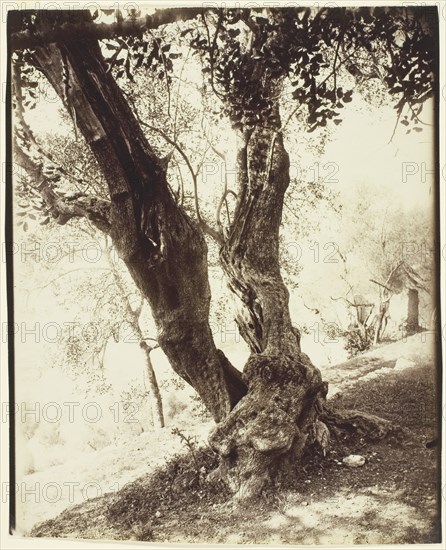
[1,1,444,547]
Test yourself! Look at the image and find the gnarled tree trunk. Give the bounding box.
[209,113,327,500]
[26,11,327,501]
[29,11,246,423]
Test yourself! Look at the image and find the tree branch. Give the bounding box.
[10,8,204,50]
[12,59,112,232]
[201,9,225,102]
[138,120,223,244]
[217,189,237,231]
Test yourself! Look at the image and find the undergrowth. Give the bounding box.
[105,445,230,537]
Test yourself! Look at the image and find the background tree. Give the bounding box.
[9,6,437,500]
[327,182,435,351]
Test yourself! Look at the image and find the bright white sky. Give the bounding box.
[321,96,435,212]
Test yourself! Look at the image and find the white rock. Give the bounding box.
[343,454,366,467]
[394,357,415,371]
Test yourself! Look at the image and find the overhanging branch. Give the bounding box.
[10,8,204,50]
[14,141,112,232]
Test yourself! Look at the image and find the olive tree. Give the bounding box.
[9,6,437,500]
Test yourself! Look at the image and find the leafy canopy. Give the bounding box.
[102,7,437,133]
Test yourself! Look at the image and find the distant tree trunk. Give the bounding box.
[373,297,390,345]
[139,341,165,429]
[103,243,165,429]
[406,288,419,335]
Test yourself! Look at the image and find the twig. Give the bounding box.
[201,9,225,101]
[388,105,403,144]
[216,189,237,230]
[148,30,172,118]
[369,279,393,293]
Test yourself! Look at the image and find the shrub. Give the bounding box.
[343,325,373,357]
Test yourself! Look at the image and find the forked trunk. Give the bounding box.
[20,11,397,503]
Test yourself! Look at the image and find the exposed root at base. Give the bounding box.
[320,404,403,441]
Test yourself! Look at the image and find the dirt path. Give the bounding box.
[320,331,435,395]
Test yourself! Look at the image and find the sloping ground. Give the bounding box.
[319,330,437,395]
[15,421,213,534]
[22,333,441,543]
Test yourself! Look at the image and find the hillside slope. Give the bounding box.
[18,333,442,544]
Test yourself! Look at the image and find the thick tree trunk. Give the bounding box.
[220,127,298,356]
[29,11,246,423]
[19,10,398,503]
[210,116,327,500]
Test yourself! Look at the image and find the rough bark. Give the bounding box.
[10,8,203,50]
[321,405,402,441]
[26,11,247,423]
[220,125,298,356]
[209,354,327,500]
[13,10,400,503]
[206,11,330,496]
[210,104,328,498]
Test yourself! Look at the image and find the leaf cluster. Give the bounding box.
[166,7,436,133]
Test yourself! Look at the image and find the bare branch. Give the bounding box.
[388,104,403,144]
[369,279,393,293]
[330,295,373,308]
[217,189,237,231]
[137,119,223,244]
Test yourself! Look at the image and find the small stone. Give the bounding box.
[155,510,161,518]
[302,501,308,506]
[343,454,366,467]
[305,479,311,484]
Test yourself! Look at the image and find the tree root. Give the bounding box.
[320,404,403,441]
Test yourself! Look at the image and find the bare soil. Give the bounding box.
[27,334,442,544]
